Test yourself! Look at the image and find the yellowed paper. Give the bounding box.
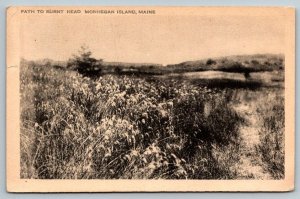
[6,6,295,192]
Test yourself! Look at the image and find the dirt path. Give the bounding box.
[233,102,272,179]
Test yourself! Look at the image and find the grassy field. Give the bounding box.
[20,58,284,179]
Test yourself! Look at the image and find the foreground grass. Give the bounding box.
[256,92,285,179]
[20,60,283,179]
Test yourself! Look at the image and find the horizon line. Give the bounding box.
[20,52,285,66]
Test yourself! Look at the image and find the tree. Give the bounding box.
[206,59,216,66]
[67,45,103,76]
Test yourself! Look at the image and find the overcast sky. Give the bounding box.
[19,8,286,65]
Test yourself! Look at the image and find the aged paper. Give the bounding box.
[6,6,295,192]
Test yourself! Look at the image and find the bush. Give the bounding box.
[67,46,103,77]
[206,59,216,65]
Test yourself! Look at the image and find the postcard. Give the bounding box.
[6,6,295,192]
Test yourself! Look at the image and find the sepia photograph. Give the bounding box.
[6,6,295,192]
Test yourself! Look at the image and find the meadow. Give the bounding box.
[20,56,285,179]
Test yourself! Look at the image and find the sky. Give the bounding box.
[18,7,287,65]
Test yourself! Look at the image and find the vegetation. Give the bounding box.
[20,51,285,179]
[256,93,285,179]
[62,51,284,76]
[20,60,245,179]
[67,46,103,77]
[166,54,284,74]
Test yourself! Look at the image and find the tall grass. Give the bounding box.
[20,61,249,179]
[256,92,285,179]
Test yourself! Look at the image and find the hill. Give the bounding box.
[166,54,284,73]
